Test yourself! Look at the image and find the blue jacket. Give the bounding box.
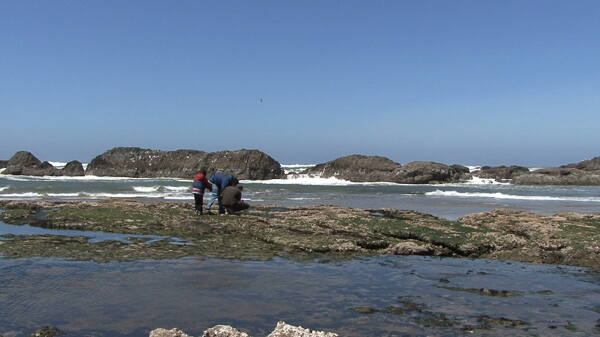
[209,173,237,191]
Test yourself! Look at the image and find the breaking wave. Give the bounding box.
[425,190,600,202]
[0,186,8,192]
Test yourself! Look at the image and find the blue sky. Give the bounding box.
[1,1,599,166]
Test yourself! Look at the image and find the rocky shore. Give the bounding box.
[4,148,600,185]
[150,321,338,337]
[1,199,599,269]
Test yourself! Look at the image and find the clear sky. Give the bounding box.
[1,1,599,166]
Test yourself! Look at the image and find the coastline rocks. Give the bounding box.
[0,160,7,168]
[4,152,59,176]
[562,156,600,171]
[149,322,338,337]
[472,165,529,182]
[512,168,600,185]
[3,151,84,176]
[86,147,284,179]
[304,155,470,184]
[61,160,85,176]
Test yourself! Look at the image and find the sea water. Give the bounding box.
[1,164,600,220]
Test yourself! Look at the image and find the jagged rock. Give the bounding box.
[266,321,339,337]
[304,155,469,184]
[0,160,8,168]
[202,325,250,337]
[61,160,85,176]
[149,328,192,337]
[513,168,600,185]
[561,156,600,171]
[86,147,284,179]
[4,152,60,176]
[387,242,434,255]
[472,165,529,181]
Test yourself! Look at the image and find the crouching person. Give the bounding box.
[221,185,249,215]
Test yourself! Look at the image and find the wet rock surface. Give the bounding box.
[1,200,600,269]
[2,151,83,177]
[304,155,470,184]
[85,147,284,179]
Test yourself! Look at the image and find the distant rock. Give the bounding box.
[472,165,529,182]
[4,152,59,176]
[86,147,285,179]
[149,321,338,337]
[513,168,600,185]
[62,160,85,176]
[304,155,470,184]
[0,160,8,168]
[2,151,86,177]
[561,156,600,171]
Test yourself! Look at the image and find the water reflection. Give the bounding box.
[0,256,599,336]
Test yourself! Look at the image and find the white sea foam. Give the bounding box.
[0,168,6,174]
[281,164,317,169]
[49,161,67,169]
[133,186,161,192]
[462,176,510,185]
[242,174,398,186]
[164,186,189,192]
[466,166,482,173]
[0,186,8,192]
[0,174,187,182]
[425,190,600,202]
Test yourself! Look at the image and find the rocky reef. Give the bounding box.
[511,156,600,185]
[471,165,529,182]
[303,155,470,184]
[3,151,84,176]
[85,147,284,179]
[1,199,599,269]
[149,321,338,337]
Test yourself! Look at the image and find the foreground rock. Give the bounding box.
[471,165,529,182]
[1,199,599,269]
[304,155,470,184]
[149,321,338,337]
[2,151,84,176]
[85,147,284,179]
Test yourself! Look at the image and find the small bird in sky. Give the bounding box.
[259,98,263,103]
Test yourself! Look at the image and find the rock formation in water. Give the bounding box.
[304,154,470,184]
[3,151,84,176]
[149,322,338,337]
[512,167,600,185]
[85,147,285,179]
[471,165,529,182]
[0,160,8,168]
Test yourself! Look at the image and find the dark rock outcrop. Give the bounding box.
[513,168,600,185]
[561,156,600,171]
[3,151,85,177]
[62,160,85,176]
[304,155,470,184]
[86,147,284,180]
[472,165,529,182]
[0,160,8,169]
[4,152,59,176]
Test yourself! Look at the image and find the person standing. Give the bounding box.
[221,185,250,214]
[206,173,238,214]
[191,171,212,215]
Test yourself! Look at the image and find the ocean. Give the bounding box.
[1,164,600,220]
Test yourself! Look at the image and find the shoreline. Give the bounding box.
[1,199,599,269]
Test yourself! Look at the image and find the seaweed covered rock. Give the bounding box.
[86,147,284,179]
[304,155,469,184]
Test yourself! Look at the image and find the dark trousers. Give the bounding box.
[225,201,250,214]
[193,193,204,213]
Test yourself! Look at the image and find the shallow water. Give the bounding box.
[1,255,599,337]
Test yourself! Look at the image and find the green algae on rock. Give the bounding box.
[1,199,600,269]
